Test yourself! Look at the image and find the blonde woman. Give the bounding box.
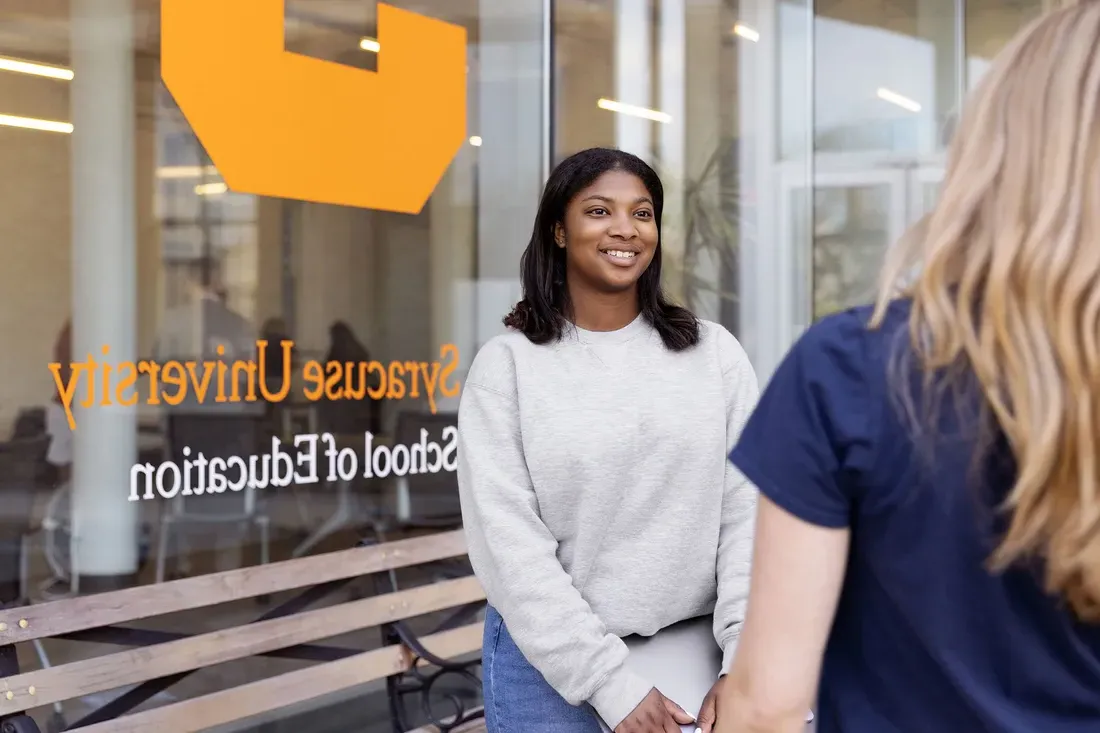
[712,4,1100,732]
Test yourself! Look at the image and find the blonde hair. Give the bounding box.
[871,1,1100,620]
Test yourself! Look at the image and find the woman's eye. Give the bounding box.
[636,210,652,219]
[589,208,608,216]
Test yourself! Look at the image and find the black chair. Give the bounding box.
[388,410,462,530]
[154,412,271,583]
[0,435,48,606]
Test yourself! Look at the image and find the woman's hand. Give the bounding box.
[615,688,696,733]
[694,675,728,733]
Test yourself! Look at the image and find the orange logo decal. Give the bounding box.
[161,1,467,214]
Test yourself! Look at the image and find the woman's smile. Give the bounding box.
[598,246,641,267]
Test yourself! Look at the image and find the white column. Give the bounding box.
[738,0,788,383]
[615,0,652,159]
[916,0,962,153]
[475,0,546,348]
[70,0,140,583]
[683,1,725,321]
[658,0,687,301]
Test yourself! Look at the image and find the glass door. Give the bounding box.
[779,163,910,333]
[909,163,946,224]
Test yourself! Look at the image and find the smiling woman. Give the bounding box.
[559,170,657,288]
[503,147,700,351]
[460,147,761,733]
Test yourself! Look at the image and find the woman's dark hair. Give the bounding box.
[326,320,370,364]
[502,147,699,351]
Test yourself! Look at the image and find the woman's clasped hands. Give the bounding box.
[614,688,696,733]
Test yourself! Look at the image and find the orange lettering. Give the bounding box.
[258,340,292,402]
[186,361,216,403]
[232,360,258,401]
[367,362,386,400]
[114,362,138,406]
[420,361,441,414]
[344,362,368,400]
[439,344,460,397]
[324,362,344,400]
[99,346,114,406]
[302,360,324,401]
[386,362,407,400]
[81,353,98,409]
[161,361,187,406]
[404,360,422,398]
[139,361,162,405]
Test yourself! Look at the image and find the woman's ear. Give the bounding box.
[553,223,566,248]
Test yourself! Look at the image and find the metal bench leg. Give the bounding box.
[28,641,65,723]
[257,516,271,566]
[154,517,171,584]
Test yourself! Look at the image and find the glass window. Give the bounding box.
[803,0,1044,343]
[554,0,782,370]
[965,0,1044,90]
[0,0,544,728]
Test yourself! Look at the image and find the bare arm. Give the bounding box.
[714,334,760,672]
[716,495,849,733]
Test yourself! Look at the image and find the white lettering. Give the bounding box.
[337,446,357,481]
[323,432,339,481]
[208,457,229,493]
[392,443,410,476]
[126,429,457,501]
[294,433,319,484]
[226,456,247,491]
[157,462,182,499]
[129,463,154,501]
[272,437,294,488]
[372,443,392,477]
[409,428,429,473]
[441,426,458,472]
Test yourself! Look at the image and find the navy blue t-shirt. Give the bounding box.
[729,302,1100,732]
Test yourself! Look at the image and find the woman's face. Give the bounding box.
[557,169,658,294]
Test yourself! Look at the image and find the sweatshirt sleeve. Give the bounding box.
[457,349,653,729]
[713,330,761,674]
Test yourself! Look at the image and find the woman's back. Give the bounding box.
[776,302,1100,731]
[716,4,1100,730]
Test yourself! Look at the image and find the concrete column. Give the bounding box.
[615,0,653,159]
[69,0,140,586]
[475,0,546,348]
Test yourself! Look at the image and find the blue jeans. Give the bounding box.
[483,605,606,733]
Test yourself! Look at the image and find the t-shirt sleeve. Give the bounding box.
[728,310,876,528]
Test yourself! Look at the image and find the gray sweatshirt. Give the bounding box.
[457,315,759,729]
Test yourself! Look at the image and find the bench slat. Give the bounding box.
[0,530,467,644]
[0,576,484,716]
[76,624,484,733]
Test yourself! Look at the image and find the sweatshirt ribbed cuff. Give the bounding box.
[721,635,740,676]
[588,666,654,731]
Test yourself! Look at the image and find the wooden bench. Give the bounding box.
[0,530,487,733]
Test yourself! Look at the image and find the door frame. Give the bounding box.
[777,160,910,334]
